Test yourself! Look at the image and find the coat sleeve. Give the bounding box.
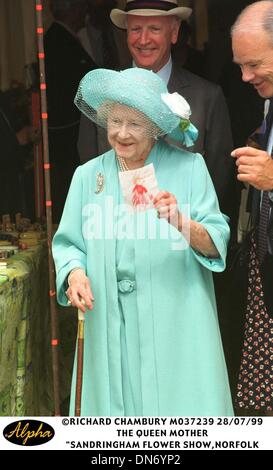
[189,153,230,272]
[52,166,87,305]
[204,85,240,230]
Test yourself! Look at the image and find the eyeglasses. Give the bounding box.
[108,116,148,134]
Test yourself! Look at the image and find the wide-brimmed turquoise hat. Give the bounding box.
[74,67,198,147]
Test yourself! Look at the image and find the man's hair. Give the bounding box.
[231,1,273,43]
[50,0,85,19]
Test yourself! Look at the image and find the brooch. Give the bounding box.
[94,173,104,194]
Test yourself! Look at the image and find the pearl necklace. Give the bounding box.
[116,155,130,172]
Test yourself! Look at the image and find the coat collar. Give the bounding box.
[167,60,191,92]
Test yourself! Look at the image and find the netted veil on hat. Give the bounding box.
[74,68,198,147]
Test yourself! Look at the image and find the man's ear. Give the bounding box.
[171,18,181,45]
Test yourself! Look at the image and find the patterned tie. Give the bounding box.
[258,190,270,263]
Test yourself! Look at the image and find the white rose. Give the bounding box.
[161,92,191,120]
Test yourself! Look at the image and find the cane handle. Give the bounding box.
[78,298,86,321]
[78,310,85,321]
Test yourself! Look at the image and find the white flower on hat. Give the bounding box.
[161,92,191,120]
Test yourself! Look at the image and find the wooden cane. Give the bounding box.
[75,306,85,416]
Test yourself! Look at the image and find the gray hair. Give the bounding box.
[97,101,161,139]
[231,1,273,44]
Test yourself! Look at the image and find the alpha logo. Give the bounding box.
[3,420,55,446]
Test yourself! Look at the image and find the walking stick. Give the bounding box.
[75,306,85,416]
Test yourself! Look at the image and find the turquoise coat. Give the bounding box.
[53,140,233,416]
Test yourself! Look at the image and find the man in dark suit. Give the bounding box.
[44,0,97,222]
[231,1,273,414]
[78,0,121,70]
[118,1,237,220]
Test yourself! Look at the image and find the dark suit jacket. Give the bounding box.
[44,22,97,221]
[44,22,97,130]
[250,99,273,226]
[168,62,238,226]
[249,99,273,313]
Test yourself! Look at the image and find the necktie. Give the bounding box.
[257,190,270,263]
[257,99,272,264]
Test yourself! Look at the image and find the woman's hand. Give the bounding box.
[66,268,94,313]
[153,190,219,258]
[153,190,182,231]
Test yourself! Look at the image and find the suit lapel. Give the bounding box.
[168,61,190,92]
[260,98,273,148]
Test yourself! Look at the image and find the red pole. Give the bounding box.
[35,0,60,416]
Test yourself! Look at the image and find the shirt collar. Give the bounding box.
[132,56,173,85]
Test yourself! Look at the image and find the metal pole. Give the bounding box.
[35,0,60,416]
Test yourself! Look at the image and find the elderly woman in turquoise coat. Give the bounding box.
[52,67,233,416]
